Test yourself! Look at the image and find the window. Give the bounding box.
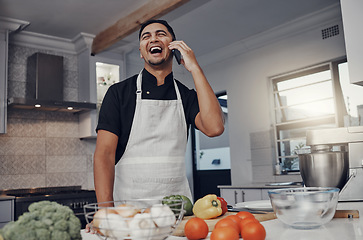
[271,59,351,173]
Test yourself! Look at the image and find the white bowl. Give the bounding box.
[268,187,339,229]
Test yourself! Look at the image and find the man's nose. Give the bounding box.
[150,34,159,42]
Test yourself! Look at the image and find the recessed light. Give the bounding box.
[35,104,41,108]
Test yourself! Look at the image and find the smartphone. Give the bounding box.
[172,49,182,65]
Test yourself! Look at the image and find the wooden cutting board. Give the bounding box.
[173,210,359,237]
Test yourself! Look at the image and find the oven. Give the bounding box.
[0,186,96,229]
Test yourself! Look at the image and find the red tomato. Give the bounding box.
[184,217,209,240]
[240,217,259,233]
[210,226,240,240]
[214,218,239,234]
[241,222,266,240]
[236,211,255,220]
[225,215,242,233]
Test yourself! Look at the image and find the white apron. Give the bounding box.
[113,71,192,201]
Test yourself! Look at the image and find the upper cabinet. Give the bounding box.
[0,18,29,134]
[341,0,363,86]
[79,55,122,139]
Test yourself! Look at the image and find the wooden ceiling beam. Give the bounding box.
[91,0,190,55]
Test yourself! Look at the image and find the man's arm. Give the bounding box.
[169,41,224,137]
[93,130,118,207]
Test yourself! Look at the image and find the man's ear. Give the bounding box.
[139,48,144,59]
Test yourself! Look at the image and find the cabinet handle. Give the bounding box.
[234,190,238,204]
[242,190,245,202]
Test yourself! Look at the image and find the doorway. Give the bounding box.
[192,92,231,200]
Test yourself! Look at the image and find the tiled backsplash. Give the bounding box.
[0,109,95,190]
[0,44,96,190]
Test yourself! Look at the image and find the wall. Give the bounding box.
[0,44,95,190]
[201,6,346,186]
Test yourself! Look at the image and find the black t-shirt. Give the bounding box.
[96,69,200,164]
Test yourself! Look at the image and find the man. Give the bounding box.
[93,19,224,206]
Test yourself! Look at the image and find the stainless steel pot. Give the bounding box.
[298,151,349,190]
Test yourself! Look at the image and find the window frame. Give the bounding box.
[270,58,347,173]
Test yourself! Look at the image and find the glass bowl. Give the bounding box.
[84,199,185,240]
[268,187,339,229]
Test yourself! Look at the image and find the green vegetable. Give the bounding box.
[163,195,193,216]
[0,201,81,240]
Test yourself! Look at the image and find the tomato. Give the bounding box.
[240,222,266,240]
[236,211,255,220]
[225,215,242,233]
[214,218,239,234]
[210,226,239,240]
[240,217,259,233]
[184,217,208,240]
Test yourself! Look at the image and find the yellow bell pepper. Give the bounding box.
[192,194,223,219]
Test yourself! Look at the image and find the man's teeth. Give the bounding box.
[150,47,162,53]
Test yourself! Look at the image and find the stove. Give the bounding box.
[0,186,96,228]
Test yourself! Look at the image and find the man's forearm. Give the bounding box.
[94,154,115,207]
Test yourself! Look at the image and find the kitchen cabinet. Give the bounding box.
[78,51,123,138]
[219,185,298,205]
[220,188,263,204]
[341,0,363,86]
[0,198,14,228]
[0,18,28,134]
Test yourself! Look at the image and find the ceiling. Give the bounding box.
[0,0,340,57]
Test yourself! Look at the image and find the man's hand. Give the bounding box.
[168,40,200,73]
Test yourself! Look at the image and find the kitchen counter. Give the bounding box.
[81,201,363,240]
[218,183,302,189]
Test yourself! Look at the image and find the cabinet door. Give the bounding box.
[220,188,242,205]
[241,189,262,202]
[0,200,14,228]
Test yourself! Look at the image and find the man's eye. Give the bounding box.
[142,35,150,40]
[158,33,166,37]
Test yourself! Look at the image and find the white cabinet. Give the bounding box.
[0,199,14,228]
[78,54,123,139]
[341,0,363,86]
[220,188,263,205]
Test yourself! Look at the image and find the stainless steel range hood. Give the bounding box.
[8,52,96,113]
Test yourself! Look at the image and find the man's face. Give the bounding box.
[139,23,173,66]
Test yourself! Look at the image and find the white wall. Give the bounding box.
[202,8,346,186]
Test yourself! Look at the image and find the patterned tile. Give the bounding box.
[7,108,46,120]
[46,120,79,138]
[46,155,86,173]
[63,54,78,72]
[0,155,45,175]
[8,63,26,82]
[64,70,78,88]
[0,174,46,189]
[0,137,45,155]
[64,88,78,102]
[7,81,26,98]
[46,172,87,187]
[6,118,46,137]
[46,111,78,122]
[46,138,86,156]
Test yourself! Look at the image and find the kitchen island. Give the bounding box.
[81,201,363,239]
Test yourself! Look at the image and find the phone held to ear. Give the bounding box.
[172,49,182,65]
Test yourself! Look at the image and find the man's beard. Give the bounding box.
[148,58,165,66]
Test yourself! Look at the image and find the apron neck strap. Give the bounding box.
[136,70,181,100]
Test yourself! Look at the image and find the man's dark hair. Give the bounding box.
[138,19,176,41]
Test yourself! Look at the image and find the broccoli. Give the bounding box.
[0,201,82,240]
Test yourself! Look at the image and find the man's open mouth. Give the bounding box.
[150,46,162,54]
